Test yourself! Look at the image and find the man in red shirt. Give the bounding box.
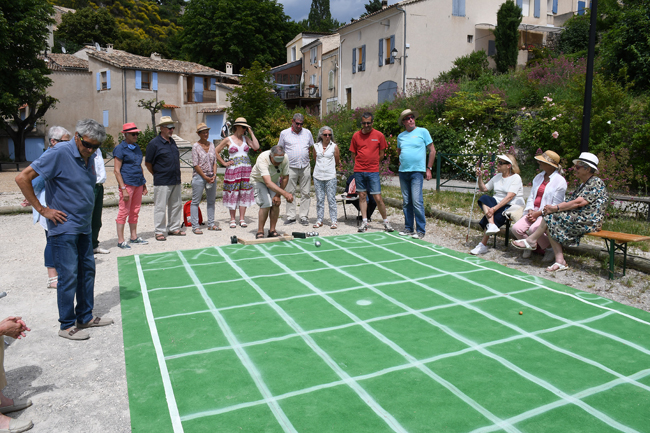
[349,112,394,233]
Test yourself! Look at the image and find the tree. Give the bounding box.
[0,0,57,162]
[360,0,383,17]
[307,0,341,32]
[556,11,592,55]
[53,7,120,53]
[226,61,283,129]
[138,99,166,130]
[493,0,522,73]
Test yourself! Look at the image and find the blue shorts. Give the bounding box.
[354,172,381,195]
[477,195,510,229]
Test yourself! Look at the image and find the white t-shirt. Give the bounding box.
[486,173,525,207]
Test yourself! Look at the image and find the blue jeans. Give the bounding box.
[399,171,426,234]
[50,233,95,329]
[354,172,381,195]
[44,230,54,268]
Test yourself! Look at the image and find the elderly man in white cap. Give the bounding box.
[145,116,184,241]
[396,109,436,239]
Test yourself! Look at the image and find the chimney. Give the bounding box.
[226,62,233,75]
[150,52,162,61]
[382,0,388,9]
[106,43,113,54]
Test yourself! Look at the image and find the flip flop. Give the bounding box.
[240,220,248,228]
[192,228,203,235]
[168,230,186,236]
[268,230,279,238]
[256,231,265,239]
[155,234,166,241]
[207,225,222,231]
[546,262,569,272]
[512,239,536,250]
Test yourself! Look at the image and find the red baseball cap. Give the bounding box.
[121,122,141,133]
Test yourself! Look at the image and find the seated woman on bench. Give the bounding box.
[512,152,608,272]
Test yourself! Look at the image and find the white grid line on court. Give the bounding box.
[254,245,520,433]
[134,255,184,433]
[175,251,298,433]
[317,235,642,432]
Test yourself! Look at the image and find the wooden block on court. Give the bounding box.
[238,234,294,245]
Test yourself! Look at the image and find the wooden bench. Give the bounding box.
[586,230,650,279]
[0,162,20,172]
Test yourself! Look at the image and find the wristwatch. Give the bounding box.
[121,186,127,190]
[427,166,432,171]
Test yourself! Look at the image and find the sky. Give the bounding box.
[276,0,398,25]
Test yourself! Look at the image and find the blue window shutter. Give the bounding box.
[152,72,158,91]
[516,0,523,9]
[459,0,465,17]
[194,77,204,102]
[578,1,585,15]
[552,0,558,13]
[103,110,109,127]
[378,39,383,67]
[534,0,540,17]
[106,70,111,89]
[452,0,458,16]
[488,40,496,56]
[210,77,216,90]
[352,48,356,74]
[161,108,171,117]
[135,70,141,89]
[390,35,396,64]
[96,73,101,91]
[361,45,366,71]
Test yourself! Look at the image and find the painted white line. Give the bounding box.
[175,251,297,433]
[134,255,184,433]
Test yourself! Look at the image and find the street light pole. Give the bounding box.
[580,0,598,152]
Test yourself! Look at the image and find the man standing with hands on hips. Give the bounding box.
[396,109,435,239]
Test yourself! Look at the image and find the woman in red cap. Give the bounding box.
[114,122,148,249]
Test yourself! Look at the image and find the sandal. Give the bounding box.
[47,276,58,289]
[546,262,569,272]
[155,234,167,241]
[207,224,222,231]
[268,230,279,238]
[512,239,536,250]
[230,220,236,229]
[256,231,265,239]
[313,221,323,228]
[330,223,337,229]
[168,230,186,236]
[192,228,203,235]
[240,220,248,228]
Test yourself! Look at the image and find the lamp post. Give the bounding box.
[580,0,598,152]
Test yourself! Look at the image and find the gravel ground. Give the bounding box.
[0,169,649,432]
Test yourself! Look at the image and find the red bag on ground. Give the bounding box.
[183,200,202,227]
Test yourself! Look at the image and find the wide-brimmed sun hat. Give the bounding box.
[156,116,177,128]
[534,150,561,168]
[573,152,599,172]
[232,117,250,129]
[196,122,210,133]
[398,109,418,125]
[121,122,141,134]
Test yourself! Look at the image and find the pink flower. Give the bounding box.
[552,131,559,139]
[551,117,557,121]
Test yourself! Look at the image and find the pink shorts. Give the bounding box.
[116,184,144,224]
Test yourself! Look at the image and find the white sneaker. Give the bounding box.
[470,243,489,255]
[93,247,110,254]
[358,222,368,232]
[522,249,532,259]
[485,223,500,235]
[542,249,555,262]
[398,230,413,236]
[383,221,395,232]
[412,232,425,239]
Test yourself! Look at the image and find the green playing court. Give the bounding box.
[118,233,650,432]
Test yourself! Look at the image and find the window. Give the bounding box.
[328,70,335,90]
[96,70,110,91]
[379,36,395,66]
[203,76,216,103]
[103,110,109,127]
[291,46,296,62]
[520,0,530,16]
[135,71,157,91]
[310,46,317,64]
[352,45,366,74]
[452,0,466,17]
[141,71,151,90]
[326,97,338,114]
[101,71,108,90]
[467,35,474,43]
[534,0,540,17]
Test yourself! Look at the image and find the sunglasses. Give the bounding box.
[78,135,101,150]
[128,132,140,136]
[294,122,304,126]
[497,160,511,166]
[163,125,175,130]
[361,122,372,126]
[322,133,332,137]
[403,116,415,121]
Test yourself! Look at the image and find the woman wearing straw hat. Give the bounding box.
[190,123,219,234]
[513,152,608,272]
[215,117,260,228]
[470,153,525,255]
[511,150,567,260]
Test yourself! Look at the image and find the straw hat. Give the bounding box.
[231,117,250,129]
[196,122,210,133]
[398,109,418,125]
[156,116,177,128]
[573,152,599,172]
[534,150,561,168]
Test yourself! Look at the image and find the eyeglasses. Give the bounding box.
[294,122,303,126]
[497,160,511,166]
[322,133,332,137]
[361,122,372,126]
[52,138,64,143]
[403,116,415,121]
[78,135,101,150]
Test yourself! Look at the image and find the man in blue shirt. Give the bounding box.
[396,109,436,239]
[16,119,114,340]
[145,116,183,241]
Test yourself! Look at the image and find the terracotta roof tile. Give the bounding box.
[44,54,89,72]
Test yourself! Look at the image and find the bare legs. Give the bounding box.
[513,219,567,268]
[358,192,388,220]
[257,204,279,235]
[116,223,139,244]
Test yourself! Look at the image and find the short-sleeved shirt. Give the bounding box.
[145,134,181,186]
[349,129,388,172]
[192,142,216,177]
[113,140,146,186]
[397,127,432,172]
[485,173,526,207]
[30,139,96,236]
[277,127,314,169]
[250,150,289,184]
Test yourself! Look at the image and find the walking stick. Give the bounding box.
[466,157,482,242]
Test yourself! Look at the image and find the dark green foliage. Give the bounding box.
[307,0,340,32]
[54,7,120,53]
[556,11,591,55]
[136,125,158,154]
[0,0,57,162]
[493,0,522,73]
[361,0,382,17]
[179,0,300,73]
[438,50,490,82]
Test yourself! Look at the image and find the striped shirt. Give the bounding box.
[277,126,314,169]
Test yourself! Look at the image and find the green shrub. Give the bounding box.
[438,50,490,82]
